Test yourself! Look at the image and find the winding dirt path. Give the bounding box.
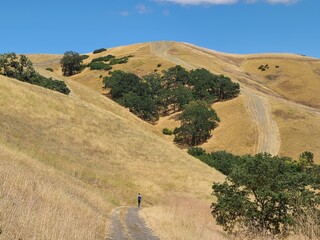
[150,41,281,155]
[108,207,159,240]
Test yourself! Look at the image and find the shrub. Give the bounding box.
[173,134,183,143]
[91,55,115,63]
[110,57,129,65]
[80,55,89,60]
[187,147,206,157]
[258,64,270,72]
[162,128,173,135]
[46,68,53,72]
[88,62,112,71]
[157,63,162,68]
[93,48,107,54]
[189,149,241,175]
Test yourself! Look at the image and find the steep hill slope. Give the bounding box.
[0,73,225,239]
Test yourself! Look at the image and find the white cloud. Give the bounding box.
[266,0,298,4]
[156,0,299,5]
[136,4,152,14]
[156,0,237,5]
[119,11,130,16]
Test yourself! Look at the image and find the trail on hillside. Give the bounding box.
[150,42,195,70]
[150,42,281,155]
[108,207,159,240]
[242,88,280,155]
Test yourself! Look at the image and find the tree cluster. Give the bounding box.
[103,66,240,145]
[0,53,70,94]
[189,148,320,237]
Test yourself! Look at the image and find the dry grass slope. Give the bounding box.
[0,74,225,239]
[3,41,320,239]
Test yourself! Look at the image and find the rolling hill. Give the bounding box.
[29,41,320,160]
[1,41,319,239]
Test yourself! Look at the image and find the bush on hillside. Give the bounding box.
[91,55,115,63]
[187,147,207,157]
[0,53,70,95]
[45,68,54,72]
[162,128,173,135]
[88,62,112,71]
[110,56,130,65]
[93,48,107,54]
[80,55,89,60]
[258,64,270,72]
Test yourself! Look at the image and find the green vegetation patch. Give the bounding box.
[162,128,173,135]
[258,64,270,71]
[79,55,89,60]
[88,62,112,71]
[0,53,70,94]
[110,57,129,65]
[93,48,107,54]
[60,51,83,76]
[91,55,115,63]
[103,66,240,145]
[189,148,320,237]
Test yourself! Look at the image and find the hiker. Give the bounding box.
[137,193,142,207]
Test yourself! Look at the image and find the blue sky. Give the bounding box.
[0,0,319,57]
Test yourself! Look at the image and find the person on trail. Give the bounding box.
[137,193,142,208]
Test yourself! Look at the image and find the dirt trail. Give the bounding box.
[242,88,280,155]
[150,41,281,155]
[108,207,159,240]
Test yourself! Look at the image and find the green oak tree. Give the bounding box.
[60,51,83,76]
[174,100,220,146]
[211,153,320,236]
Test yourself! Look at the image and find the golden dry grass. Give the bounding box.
[0,74,225,238]
[141,195,228,240]
[3,41,320,239]
[202,95,257,155]
[271,99,320,163]
[240,56,320,109]
[0,144,110,239]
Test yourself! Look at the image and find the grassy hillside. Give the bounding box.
[31,41,320,161]
[0,74,225,239]
[5,41,319,238]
